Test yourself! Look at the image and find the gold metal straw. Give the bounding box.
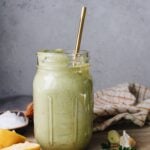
[74,6,87,59]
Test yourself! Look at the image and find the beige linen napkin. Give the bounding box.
[93,83,150,132]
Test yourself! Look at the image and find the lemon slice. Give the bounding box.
[1,142,40,150]
[0,129,26,148]
[108,130,120,144]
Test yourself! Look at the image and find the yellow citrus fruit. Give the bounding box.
[107,130,120,144]
[1,142,40,150]
[0,129,26,148]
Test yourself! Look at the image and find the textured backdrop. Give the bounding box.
[0,0,150,98]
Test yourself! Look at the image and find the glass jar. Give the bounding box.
[33,49,93,150]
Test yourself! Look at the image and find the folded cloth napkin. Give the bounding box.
[93,83,150,132]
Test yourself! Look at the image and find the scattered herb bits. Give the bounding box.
[119,146,136,150]
[101,141,111,149]
[101,130,136,150]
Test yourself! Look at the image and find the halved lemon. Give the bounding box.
[108,130,120,144]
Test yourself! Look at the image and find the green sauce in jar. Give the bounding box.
[33,49,93,150]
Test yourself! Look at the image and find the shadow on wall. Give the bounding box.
[0,95,32,111]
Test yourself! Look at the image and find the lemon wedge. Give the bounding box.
[0,129,26,148]
[1,142,40,150]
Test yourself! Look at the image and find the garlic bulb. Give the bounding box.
[120,130,136,148]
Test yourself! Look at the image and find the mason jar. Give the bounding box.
[33,49,93,150]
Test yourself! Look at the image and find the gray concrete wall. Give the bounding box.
[0,0,150,98]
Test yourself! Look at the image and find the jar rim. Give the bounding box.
[37,49,89,67]
[37,49,88,56]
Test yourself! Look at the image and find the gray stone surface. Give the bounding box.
[0,0,150,98]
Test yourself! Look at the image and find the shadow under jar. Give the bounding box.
[33,49,93,150]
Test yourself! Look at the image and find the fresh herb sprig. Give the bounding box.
[119,146,136,150]
[101,142,136,150]
[101,141,111,149]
